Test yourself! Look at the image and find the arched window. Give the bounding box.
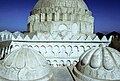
[58,24,67,31]
[72,23,78,34]
[58,24,68,37]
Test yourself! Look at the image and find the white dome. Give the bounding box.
[34,0,88,9]
[0,47,53,81]
[33,0,88,14]
[73,46,120,81]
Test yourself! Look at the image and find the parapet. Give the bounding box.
[0,30,112,43]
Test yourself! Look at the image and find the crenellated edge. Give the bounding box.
[0,31,112,42]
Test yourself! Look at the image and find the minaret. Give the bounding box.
[27,0,94,36]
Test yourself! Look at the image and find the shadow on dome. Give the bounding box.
[0,46,54,81]
[72,46,120,81]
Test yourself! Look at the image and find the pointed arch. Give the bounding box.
[72,23,78,34]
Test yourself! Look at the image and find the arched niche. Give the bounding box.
[59,45,67,57]
[47,60,51,65]
[53,60,58,67]
[59,60,64,66]
[58,24,68,37]
[66,60,71,66]
[46,45,54,57]
[72,23,79,34]
[40,45,46,54]
[53,45,59,56]
[66,45,72,56]
[85,22,92,34]
[58,24,67,31]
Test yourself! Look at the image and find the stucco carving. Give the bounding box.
[28,0,94,34]
[0,0,115,80]
[73,46,120,81]
[0,47,53,81]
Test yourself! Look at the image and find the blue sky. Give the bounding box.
[0,0,120,33]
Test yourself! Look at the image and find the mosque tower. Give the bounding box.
[27,0,94,36]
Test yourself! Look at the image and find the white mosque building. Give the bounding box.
[0,0,120,81]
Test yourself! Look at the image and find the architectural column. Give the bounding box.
[81,21,86,34]
[41,13,45,22]
[30,23,34,32]
[47,13,52,21]
[63,14,67,21]
[71,14,75,21]
[78,21,81,33]
[55,13,59,21]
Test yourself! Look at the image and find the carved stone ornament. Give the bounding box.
[73,45,120,81]
[0,46,53,81]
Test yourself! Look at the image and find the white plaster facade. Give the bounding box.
[0,0,112,66]
[0,0,118,81]
[0,30,112,67]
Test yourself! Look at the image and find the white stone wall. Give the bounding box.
[0,31,112,67]
[8,41,110,67]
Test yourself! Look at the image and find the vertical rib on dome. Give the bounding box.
[0,47,53,81]
[73,46,120,81]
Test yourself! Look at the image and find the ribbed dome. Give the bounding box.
[0,47,53,81]
[33,0,88,13]
[34,0,88,9]
[73,46,120,81]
